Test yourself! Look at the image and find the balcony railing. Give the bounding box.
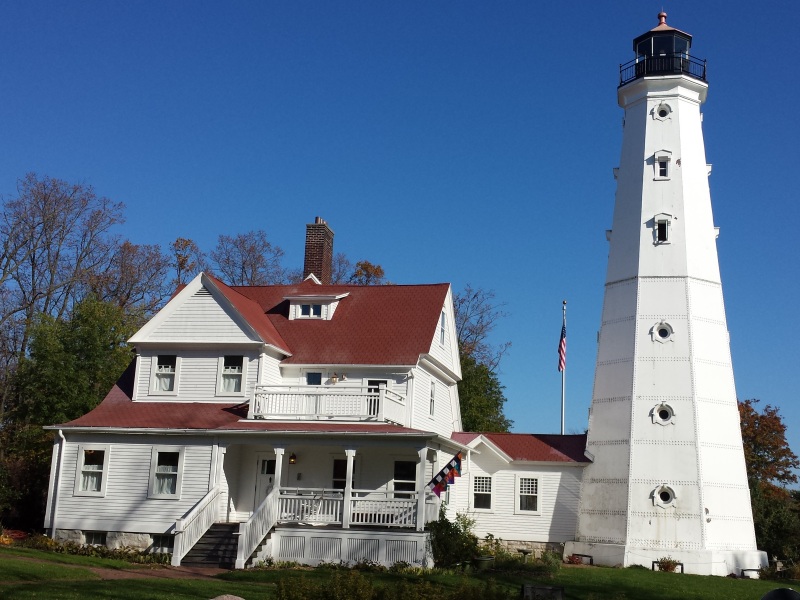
[620,53,707,86]
[251,385,406,424]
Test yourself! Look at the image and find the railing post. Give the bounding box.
[342,448,356,529]
[416,447,427,531]
[377,386,385,421]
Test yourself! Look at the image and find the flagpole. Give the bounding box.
[561,300,567,435]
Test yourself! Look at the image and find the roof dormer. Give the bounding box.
[285,293,349,321]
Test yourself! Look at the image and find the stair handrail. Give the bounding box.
[171,484,221,566]
[235,486,280,569]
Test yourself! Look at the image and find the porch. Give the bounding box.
[249,384,406,424]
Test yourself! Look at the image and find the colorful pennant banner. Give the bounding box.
[427,452,462,497]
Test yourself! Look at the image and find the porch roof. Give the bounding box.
[50,362,432,438]
[452,432,588,463]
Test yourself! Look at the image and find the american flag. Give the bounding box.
[558,322,567,372]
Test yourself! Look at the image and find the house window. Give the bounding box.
[217,355,245,395]
[517,477,539,513]
[439,311,446,345]
[393,460,417,499]
[473,475,492,510]
[429,381,436,416]
[148,447,184,499]
[300,303,323,318]
[153,355,179,393]
[83,531,107,546]
[75,445,109,497]
[332,459,347,490]
[306,372,322,386]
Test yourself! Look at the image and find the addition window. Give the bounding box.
[439,311,446,345]
[306,372,323,386]
[74,445,109,497]
[393,460,417,499]
[473,475,492,510]
[83,531,107,546]
[217,355,245,395]
[429,381,436,416]
[516,476,540,514]
[152,355,180,394]
[332,458,347,490]
[148,447,185,499]
[150,534,174,554]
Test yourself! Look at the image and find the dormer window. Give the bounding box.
[301,304,323,318]
[286,293,349,321]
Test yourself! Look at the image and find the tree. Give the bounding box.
[738,399,799,489]
[453,284,510,371]
[458,353,512,432]
[210,230,288,286]
[87,240,171,314]
[331,253,354,284]
[349,260,386,285]
[2,296,138,529]
[170,237,206,287]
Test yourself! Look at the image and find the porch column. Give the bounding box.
[416,446,427,531]
[273,447,285,492]
[342,448,356,529]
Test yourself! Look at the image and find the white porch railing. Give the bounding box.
[171,485,221,567]
[278,489,344,525]
[235,486,280,569]
[350,490,417,528]
[251,385,406,424]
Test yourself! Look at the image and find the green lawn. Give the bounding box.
[1,547,799,600]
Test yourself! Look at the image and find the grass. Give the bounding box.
[1,546,799,600]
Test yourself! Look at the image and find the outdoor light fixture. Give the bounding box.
[331,373,339,384]
[289,453,297,464]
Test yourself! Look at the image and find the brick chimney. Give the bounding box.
[303,217,334,284]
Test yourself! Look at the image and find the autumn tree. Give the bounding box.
[453,284,511,371]
[211,230,288,286]
[349,260,386,285]
[738,399,799,489]
[170,237,206,286]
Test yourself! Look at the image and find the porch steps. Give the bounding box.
[181,523,239,569]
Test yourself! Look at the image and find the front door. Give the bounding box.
[254,453,276,511]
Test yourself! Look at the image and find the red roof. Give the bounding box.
[57,360,433,436]
[230,281,450,365]
[452,431,588,463]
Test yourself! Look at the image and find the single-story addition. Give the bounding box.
[445,432,589,554]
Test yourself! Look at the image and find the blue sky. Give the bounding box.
[1,2,797,472]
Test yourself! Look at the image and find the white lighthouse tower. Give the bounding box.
[565,14,767,576]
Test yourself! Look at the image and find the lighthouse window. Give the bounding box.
[657,220,668,242]
[653,484,676,508]
[651,320,673,343]
[658,160,668,178]
[652,402,675,426]
[653,151,672,180]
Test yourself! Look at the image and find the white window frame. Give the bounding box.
[148,446,185,500]
[74,444,110,497]
[653,150,672,181]
[514,474,541,515]
[429,381,436,417]
[149,354,181,396]
[297,303,324,319]
[472,474,493,512]
[653,213,672,245]
[215,355,248,397]
[439,311,446,346]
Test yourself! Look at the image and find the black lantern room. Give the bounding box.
[620,13,706,86]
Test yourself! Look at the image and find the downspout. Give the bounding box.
[49,430,66,537]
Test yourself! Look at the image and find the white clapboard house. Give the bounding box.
[42,218,591,568]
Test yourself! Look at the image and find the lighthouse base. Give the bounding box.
[564,541,767,577]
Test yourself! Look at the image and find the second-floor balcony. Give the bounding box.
[251,385,406,424]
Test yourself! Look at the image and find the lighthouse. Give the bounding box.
[564,14,767,575]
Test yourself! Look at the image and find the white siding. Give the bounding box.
[137,349,259,402]
[146,287,258,343]
[54,434,214,534]
[447,450,584,544]
[409,367,455,437]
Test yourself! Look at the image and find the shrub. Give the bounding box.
[426,508,479,567]
[655,556,679,573]
[18,535,170,564]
